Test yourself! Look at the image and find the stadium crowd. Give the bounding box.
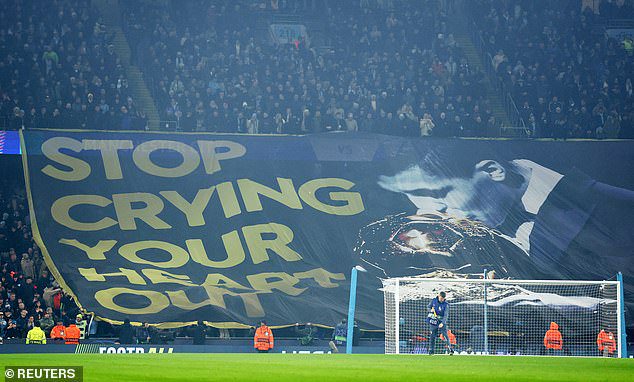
[1,0,632,138]
[471,0,634,138]
[123,0,498,136]
[0,161,84,342]
[0,0,147,131]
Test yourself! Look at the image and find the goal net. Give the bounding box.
[382,278,622,357]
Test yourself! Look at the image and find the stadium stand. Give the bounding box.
[122,0,498,136]
[0,158,81,341]
[2,0,632,138]
[0,0,146,131]
[468,0,634,138]
[0,0,633,348]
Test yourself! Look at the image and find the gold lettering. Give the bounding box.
[187,235,245,268]
[79,267,146,285]
[299,178,365,216]
[95,287,169,314]
[197,140,246,175]
[238,178,302,212]
[118,240,189,268]
[201,274,250,290]
[59,238,117,260]
[51,195,117,231]
[133,140,200,178]
[82,139,133,180]
[294,268,346,288]
[112,193,171,230]
[215,182,242,218]
[168,287,265,317]
[160,188,214,227]
[142,269,195,286]
[247,272,306,296]
[242,223,302,264]
[41,137,91,181]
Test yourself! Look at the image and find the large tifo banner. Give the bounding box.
[21,130,634,329]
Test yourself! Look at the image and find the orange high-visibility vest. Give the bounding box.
[64,324,81,345]
[544,322,563,350]
[50,325,66,339]
[254,325,274,351]
[597,330,616,354]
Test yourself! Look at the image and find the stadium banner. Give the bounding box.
[20,129,634,329]
[269,23,309,45]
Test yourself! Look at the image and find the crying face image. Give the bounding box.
[354,211,537,279]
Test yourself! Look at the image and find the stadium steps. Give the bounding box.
[93,0,161,130]
[453,35,511,128]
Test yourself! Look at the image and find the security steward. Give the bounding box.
[64,322,81,345]
[597,329,616,357]
[253,320,274,353]
[50,320,66,343]
[26,321,47,344]
[543,321,563,355]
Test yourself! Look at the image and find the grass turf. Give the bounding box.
[0,354,632,381]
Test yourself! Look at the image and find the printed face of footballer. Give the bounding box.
[354,211,530,278]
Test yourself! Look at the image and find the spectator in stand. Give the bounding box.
[420,113,435,136]
[0,174,82,342]
[0,0,144,131]
[0,310,6,339]
[39,309,55,335]
[471,0,634,139]
[247,113,260,134]
[16,310,29,337]
[4,311,18,339]
[345,113,359,132]
[120,0,492,138]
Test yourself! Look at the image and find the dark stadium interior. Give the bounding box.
[0,0,633,359]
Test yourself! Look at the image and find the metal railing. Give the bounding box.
[606,18,634,28]
[499,125,531,138]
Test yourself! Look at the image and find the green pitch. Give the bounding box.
[1,354,632,381]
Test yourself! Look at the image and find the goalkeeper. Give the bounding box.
[427,291,453,355]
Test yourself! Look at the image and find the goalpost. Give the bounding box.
[382,276,625,357]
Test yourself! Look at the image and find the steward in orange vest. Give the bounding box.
[64,323,81,345]
[596,330,616,356]
[50,321,66,341]
[543,322,563,351]
[254,321,274,352]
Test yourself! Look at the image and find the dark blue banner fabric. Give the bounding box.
[20,130,634,329]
